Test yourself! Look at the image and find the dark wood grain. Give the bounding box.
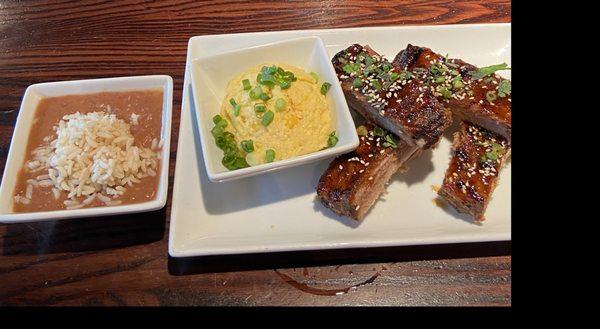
[0,0,511,306]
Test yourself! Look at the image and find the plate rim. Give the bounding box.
[168,23,511,257]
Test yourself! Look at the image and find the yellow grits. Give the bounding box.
[220,64,333,165]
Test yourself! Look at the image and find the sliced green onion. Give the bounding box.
[452,78,464,89]
[212,114,227,128]
[275,98,286,111]
[229,98,241,116]
[438,86,452,99]
[343,63,360,74]
[265,149,275,163]
[259,92,271,101]
[242,79,252,91]
[240,140,254,153]
[261,110,274,126]
[364,55,374,67]
[352,78,363,88]
[356,125,368,136]
[254,103,266,113]
[435,76,446,83]
[430,63,445,75]
[373,126,385,137]
[320,82,332,95]
[382,134,397,148]
[371,80,381,91]
[491,142,503,152]
[486,151,498,161]
[310,72,319,83]
[327,131,338,148]
[279,80,291,89]
[249,86,262,99]
[486,91,497,102]
[497,80,511,97]
[470,63,510,80]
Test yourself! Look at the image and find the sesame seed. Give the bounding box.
[355,205,360,211]
[368,177,373,181]
[339,165,343,170]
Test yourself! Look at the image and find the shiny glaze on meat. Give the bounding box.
[317,123,420,220]
[394,44,511,140]
[438,122,510,221]
[332,44,451,149]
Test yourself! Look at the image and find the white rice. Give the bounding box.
[63,199,80,207]
[105,200,122,206]
[38,179,53,187]
[27,179,39,187]
[25,184,33,199]
[97,194,111,203]
[20,198,31,205]
[16,111,159,208]
[83,193,96,205]
[36,174,50,180]
[51,188,60,200]
[130,113,139,125]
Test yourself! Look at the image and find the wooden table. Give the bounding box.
[0,0,511,306]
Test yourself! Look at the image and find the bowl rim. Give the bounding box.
[189,36,359,183]
[0,75,174,223]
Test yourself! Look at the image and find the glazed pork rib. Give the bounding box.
[393,44,512,141]
[438,121,510,221]
[317,45,452,220]
[317,124,421,220]
[332,44,452,149]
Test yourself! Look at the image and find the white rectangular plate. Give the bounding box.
[169,23,511,257]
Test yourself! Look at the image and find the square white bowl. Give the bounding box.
[189,36,359,182]
[0,75,173,223]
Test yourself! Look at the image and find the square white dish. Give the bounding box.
[0,75,174,223]
[190,36,359,182]
[169,23,511,257]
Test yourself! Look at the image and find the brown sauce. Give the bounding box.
[12,90,163,213]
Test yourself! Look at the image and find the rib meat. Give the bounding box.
[332,44,452,149]
[393,44,511,141]
[317,124,421,220]
[437,121,510,221]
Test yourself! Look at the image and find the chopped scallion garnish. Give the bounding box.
[240,140,254,153]
[242,79,251,91]
[327,131,338,148]
[470,63,510,80]
[265,149,275,163]
[261,110,274,126]
[356,125,368,136]
[254,103,266,113]
[275,98,286,111]
[310,72,319,83]
[497,80,511,97]
[320,82,332,95]
[249,86,262,100]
